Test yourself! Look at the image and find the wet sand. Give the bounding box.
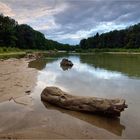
[0,58,37,104]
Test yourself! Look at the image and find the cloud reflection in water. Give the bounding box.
[36,56,128,98]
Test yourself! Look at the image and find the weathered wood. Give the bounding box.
[41,87,128,117]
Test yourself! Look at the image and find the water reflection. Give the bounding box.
[80,54,140,78]
[60,64,73,71]
[33,56,127,136]
[29,54,140,138]
[33,56,129,98]
[28,58,57,70]
[42,101,125,136]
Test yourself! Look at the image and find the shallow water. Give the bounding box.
[1,53,140,139]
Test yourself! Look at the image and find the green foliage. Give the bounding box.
[0,14,75,51]
[45,39,75,51]
[1,14,140,52]
[0,46,21,53]
[15,24,46,49]
[79,24,140,49]
[0,14,17,47]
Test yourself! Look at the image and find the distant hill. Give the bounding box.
[80,23,140,49]
[0,14,74,51]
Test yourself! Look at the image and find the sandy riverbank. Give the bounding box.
[0,58,37,103]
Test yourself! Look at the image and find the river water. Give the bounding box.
[1,53,140,139]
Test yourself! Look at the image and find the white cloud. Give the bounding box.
[0,2,15,17]
[14,1,69,24]
[49,22,127,42]
[30,17,61,31]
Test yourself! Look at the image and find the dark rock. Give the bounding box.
[60,58,73,66]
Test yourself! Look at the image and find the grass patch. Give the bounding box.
[75,48,140,53]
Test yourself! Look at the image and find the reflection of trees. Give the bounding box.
[28,58,56,70]
[28,54,70,70]
[42,101,125,136]
[80,54,140,78]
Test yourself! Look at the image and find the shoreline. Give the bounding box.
[0,50,140,59]
[0,52,26,56]
[0,58,37,103]
[104,51,140,54]
[69,52,140,55]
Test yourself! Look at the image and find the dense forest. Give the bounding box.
[80,23,140,49]
[0,14,75,51]
[1,14,140,51]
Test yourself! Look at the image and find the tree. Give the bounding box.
[79,23,140,49]
[80,39,87,49]
[0,14,17,47]
[0,14,75,51]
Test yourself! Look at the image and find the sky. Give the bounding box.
[0,0,140,45]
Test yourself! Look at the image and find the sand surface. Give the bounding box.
[0,58,37,104]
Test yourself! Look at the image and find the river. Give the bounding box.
[0,53,140,139]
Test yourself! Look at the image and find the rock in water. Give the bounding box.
[60,58,73,67]
[41,87,128,117]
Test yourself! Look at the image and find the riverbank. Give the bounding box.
[0,58,37,103]
[75,48,140,54]
[0,52,26,56]
[0,48,140,60]
[105,51,140,54]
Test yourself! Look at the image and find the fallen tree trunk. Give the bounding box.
[41,87,127,117]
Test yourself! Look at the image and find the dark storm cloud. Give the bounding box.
[54,0,140,32]
[0,0,140,44]
[47,0,140,44]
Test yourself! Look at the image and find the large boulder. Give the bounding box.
[60,58,73,67]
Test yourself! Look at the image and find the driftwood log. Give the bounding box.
[41,87,127,117]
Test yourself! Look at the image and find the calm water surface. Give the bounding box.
[1,53,140,139]
[29,53,140,138]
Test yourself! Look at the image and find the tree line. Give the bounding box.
[0,14,75,51]
[1,14,140,51]
[80,23,140,49]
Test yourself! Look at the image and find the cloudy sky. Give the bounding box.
[0,0,140,44]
